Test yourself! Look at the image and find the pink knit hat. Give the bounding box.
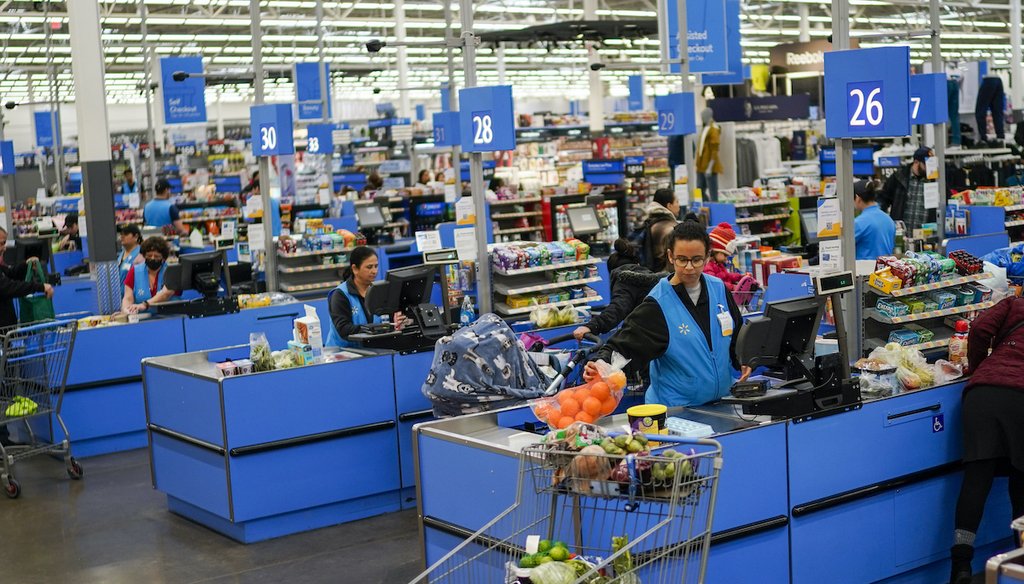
[709,222,737,254]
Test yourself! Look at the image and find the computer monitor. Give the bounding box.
[356,203,386,229]
[799,210,820,245]
[165,249,231,299]
[736,295,825,371]
[365,264,436,316]
[13,238,52,269]
[566,205,602,237]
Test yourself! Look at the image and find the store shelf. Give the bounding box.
[116,220,144,226]
[1006,219,1024,228]
[494,275,602,296]
[180,214,240,223]
[756,230,793,240]
[494,226,544,235]
[864,328,955,353]
[278,248,351,258]
[865,300,995,325]
[1004,204,1024,212]
[731,199,791,209]
[279,281,339,293]
[492,257,601,276]
[869,272,992,297]
[491,211,543,219]
[736,212,791,224]
[278,263,348,274]
[489,196,542,207]
[177,198,238,207]
[495,295,603,316]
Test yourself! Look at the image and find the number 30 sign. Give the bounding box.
[824,46,910,139]
[250,103,295,156]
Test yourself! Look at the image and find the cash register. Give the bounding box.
[349,263,455,352]
[725,271,861,420]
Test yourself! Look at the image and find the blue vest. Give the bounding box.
[325,280,381,348]
[119,247,140,285]
[144,199,174,228]
[646,275,735,407]
[121,181,137,195]
[132,263,166,307]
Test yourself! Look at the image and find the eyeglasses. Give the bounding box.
[670,255,707,268]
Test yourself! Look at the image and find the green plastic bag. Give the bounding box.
[19,261,54,323]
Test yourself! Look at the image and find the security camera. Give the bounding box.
[373,87,381,95]
[172,71,189,82]
[3,101,16,110]
[590,62,606,72]
[366,40,386,53]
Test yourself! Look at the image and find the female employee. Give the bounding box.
[584,217,751,406]
[121,236,176,314]
[117,224,145,283]
[948,296,1024,584]
[326,246,383,348]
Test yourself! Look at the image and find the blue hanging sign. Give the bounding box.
[909,73,949,126]
[306,122,334,154]
[250,103,295,156]
[432,111,461,147]
[654,92,697,136]
[628,76,645,111]
[0,141,14,176]
[294,62,333,121]
[700,0,743,84]
[663,0,730,74]
[440,82,452,112]
[460,160,496,182]
[34,111,60,148]
[415,104,426,122]
[160,56,208,125]
[458,85,516,152]
[824,47,911,139]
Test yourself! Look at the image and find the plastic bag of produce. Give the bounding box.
[250,332,274,372]
[529,352,631,429]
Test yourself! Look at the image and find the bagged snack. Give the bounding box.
[529,352,630,428]
[250,332,274,372]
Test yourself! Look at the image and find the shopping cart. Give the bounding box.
[0,319,80,499]
[410,434,722,583]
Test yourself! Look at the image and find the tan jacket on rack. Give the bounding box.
[696,123,723,175]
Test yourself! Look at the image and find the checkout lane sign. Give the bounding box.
[0,141,14,176]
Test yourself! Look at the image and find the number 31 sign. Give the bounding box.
[824,46,910,139]
[250,103,295,156]
[458,85,516,153]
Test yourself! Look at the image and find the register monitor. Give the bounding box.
[356,203,387,229]
[737,295,824,374]
[164,250,231,299]
[566,206,602,237]
[800,210,820,245]
[365,264,435,317]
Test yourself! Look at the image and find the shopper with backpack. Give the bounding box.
[635,189,680,272]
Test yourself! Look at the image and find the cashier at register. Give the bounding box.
[326,247,382,348]
[584,217,751,407]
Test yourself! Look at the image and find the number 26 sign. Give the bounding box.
[824,46,910,139]
[458,85,516,152]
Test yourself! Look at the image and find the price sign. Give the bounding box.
[368,119,392,144]
[250,103,294,156]
[654,92,697,136]
[305,123,334,155]
[909,73,949,126]
[824,47,910,138]
[209,140,228,155]
[432,111,461,147]
[625,156,645,178]
[63,148,79,165]
[0,141,14,176]
[175,141,197,156]
[458,85,516,152]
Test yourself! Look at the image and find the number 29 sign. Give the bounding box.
[458,85,516,153]
[250,103,295,156]
[824,46,910,139]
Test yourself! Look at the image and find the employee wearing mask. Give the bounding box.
[121,236,176,314]
[326,246,384,347]
[585,217,751,407]
[117,224,145,284]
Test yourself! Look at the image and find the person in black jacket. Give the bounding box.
[878,146,931,231]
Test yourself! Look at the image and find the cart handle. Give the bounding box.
[538,332,603,348]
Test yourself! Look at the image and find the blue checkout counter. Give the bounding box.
[414,381,1016,583]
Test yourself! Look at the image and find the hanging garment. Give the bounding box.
[976,76,1006,140]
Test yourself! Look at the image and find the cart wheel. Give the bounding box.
[3,477,19,499]
[66,458,83,480]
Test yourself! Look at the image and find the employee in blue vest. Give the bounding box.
[585,216,750,407]
[120,168,138,194]
[853,178,896,260]
[117,224,144,284]
[121,236,176,314]
[144,179,188,236]
[326,246,383,347]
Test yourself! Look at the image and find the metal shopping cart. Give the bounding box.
[410,434,723,584]
[0,319,80,499]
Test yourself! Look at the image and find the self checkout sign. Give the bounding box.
[824,46,911,139]
[432,111,461,147]
[305,122,334,155]
[909,73,949,125]
[459,85,516,152]
[250,103,295,156]
[654,92,697,136]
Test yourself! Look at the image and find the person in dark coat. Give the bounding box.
[949,296,1024,584]
[877,146,931,231]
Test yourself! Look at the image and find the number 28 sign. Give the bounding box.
[250,103,295,156]
[824,47,910,139]
[458,85,516,152]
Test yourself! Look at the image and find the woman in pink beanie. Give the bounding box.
[703,222,746,291]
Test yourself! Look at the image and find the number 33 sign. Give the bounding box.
[824,46,910,139]
[459,85,516,152]
[250,103,295,156]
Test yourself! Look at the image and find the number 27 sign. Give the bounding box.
[824,46,910,139]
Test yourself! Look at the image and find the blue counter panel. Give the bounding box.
[229,429,400,522]
[705,524,790,584]
[53,250,84,275]
[144,366,225,446]
[183,300,329,352]
[788,382,965,504]
[713,423,789,532]
[220,354,394,448]
[58,382,147,457]
[53,278,98,315]
[394,350,434,415]
[151,433,230,518]
[68,318,186,386]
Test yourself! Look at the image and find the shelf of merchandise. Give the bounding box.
[492,257,601,277]
[736,212,792,224]
[494,295,603,316]
[278,263,349,274]
[731,198,791,209]
[1004,204,1024,212]
[864,301,995,325]
[176,198,239,208]
[180,214,240,223]
[491,211,543,220]
[490,196,543,206]
[757,230,793,240]
[279,281,340,293]
[494,226,545,236]
[276,244,353,291]
[1005,219,1024,228]
[868,272,992,298]
[278,247,351,259]
[494,276,603,297]
[864,328,956,353]
[117,219,144,226]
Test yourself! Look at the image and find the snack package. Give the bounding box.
[529,352,630,429]
[250,332,274,372]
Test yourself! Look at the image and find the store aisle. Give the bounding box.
[0,449,424,584]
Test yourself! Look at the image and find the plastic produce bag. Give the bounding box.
[529,352,631,429]
[249,332,274,372]
[979,261,1010,301]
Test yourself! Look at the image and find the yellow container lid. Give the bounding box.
[627,404,668,417]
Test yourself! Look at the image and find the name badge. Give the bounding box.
[717,304,733,337]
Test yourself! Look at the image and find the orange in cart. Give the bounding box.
[560,398,581,418]
[582,396,602,417]
[590,381,611,401]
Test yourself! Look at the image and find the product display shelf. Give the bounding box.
[732,198,791,209]
[493,275,602,297]
[180,213,240,224]
[494,295,602,316]
[1006,219,1024,228]
[489,196,545,243]
[277,244,352,291]
[279,281,340,293]
[1004,204,1024,212]
[758,230,793,240]
[278,263,349,274]
[278,247,351,258]
[491,211,543,220]
[492,257,601,277]
[864,300,995,325]
[863,328,956,353]
[489,196,542,206]
[493,226,544,236]
[868,272,993,297]
[736,212,792,224]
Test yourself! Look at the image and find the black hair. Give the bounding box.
[668,214,712,256]
[606,238,641,271]
[140,235,171,260]
[488,177,505,191]
[154,178,171,195]
[64,213,79,229]
[342,245,378,281]
[120,223,142,242]
[854,179,881,204]
[418,169,432,184]
[653,188,676,208]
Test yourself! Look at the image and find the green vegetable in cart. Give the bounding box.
[537,555,554,564]
[553,541,567,551]
[5,396,38,417]
[538,539,553,553]
[611,535,635,577]
[529,561,577,584]
[520,554,540,569]
[548,546,570,562]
